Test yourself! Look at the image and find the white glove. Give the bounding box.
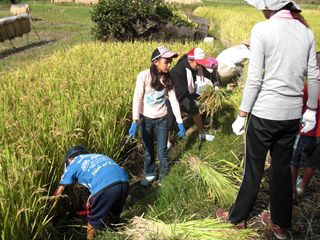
[301,109,316,133]
[232,115,246,135]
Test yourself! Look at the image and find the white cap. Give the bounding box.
[245,0,301,12]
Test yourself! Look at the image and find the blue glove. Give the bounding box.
[129,122,137,138]
[177,123,186,138]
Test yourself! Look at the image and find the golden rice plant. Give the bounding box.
[194,5,262,47]
[194,5,320,47]
[0,41,217,239]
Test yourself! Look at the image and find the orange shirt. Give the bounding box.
[301,82,320,137]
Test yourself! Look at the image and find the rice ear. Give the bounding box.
[198,87,233,127]
[10,4,31,16]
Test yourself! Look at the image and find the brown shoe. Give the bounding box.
[272,224,288,240]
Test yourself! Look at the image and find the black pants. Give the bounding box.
[229,114,299,228]
[87,182,129,229]
[166,95,199,131]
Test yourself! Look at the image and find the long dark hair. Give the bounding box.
[150,62,174,91]
[282,3,310,28]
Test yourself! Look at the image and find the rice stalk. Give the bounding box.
[125,216,258,240]
[186,155,237,207]
[198,86,233,127]
[0,41,216,239]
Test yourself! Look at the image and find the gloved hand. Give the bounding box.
[232,115,246,135]
[128,122,137,138]
[301,109,316,133]
[177,123,186,138]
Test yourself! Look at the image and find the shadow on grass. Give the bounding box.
[0,39,57,59]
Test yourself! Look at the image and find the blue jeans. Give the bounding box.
[140,115,168,181]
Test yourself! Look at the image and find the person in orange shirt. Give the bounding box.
[291,51,320,197]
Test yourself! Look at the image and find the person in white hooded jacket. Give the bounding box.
[216,41,250,84]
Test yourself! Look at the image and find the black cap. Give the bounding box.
[64,145,89,165]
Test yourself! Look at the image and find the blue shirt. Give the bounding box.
[60,154,129,195]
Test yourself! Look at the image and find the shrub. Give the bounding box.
[91,0,192,41]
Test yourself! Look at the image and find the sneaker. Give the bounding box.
[140,176,155,186]
[272,224,288,240]
[296,176,303,194]
[260,210,271,226]
[157,180,162,187]
[199,133,215,142]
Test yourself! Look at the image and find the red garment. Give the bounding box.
[301,83,320,137]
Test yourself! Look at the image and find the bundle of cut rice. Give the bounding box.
[10,4,31,16]
[186,155,237,207]
[74,0,98,4]
[12,15,23,37]
[0,14,31,43]
[0,18,8,42]
[165,0,202,3]
[1,16,16,41]
[16,14,31,35]
[198,86,232,127]
[52,0,74,3]
[126,216,257,240]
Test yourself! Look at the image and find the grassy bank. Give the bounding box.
[0,0,93,71]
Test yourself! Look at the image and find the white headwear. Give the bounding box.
[245,0,301,12]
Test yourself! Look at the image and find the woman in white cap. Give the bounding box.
[128,46,186,186]
[228,0,319,239]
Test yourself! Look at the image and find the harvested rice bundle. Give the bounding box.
[12,16,23,37]
[126,216,257,240]
[0,19,8,42]
[74,0,98,4]
[165,0,202,3]
[2,16,16,40]
[187,155,237,207]
[16,14,31,34]
[198,86,232,126]
[0,14,31,43]
[52,0,74,3]
[10,4,31,16]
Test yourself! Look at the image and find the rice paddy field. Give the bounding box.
[0,0,320,239]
